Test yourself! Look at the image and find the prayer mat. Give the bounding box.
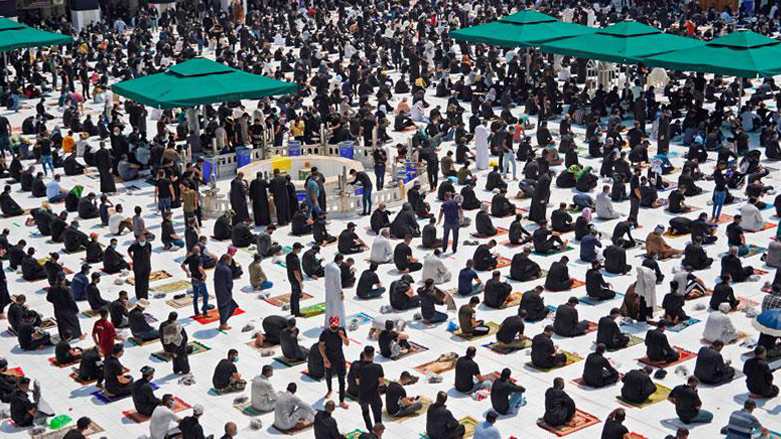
[703,332,748,346]
[715,214,734,224]
[347,312,373,327]
[571,373,624,389]
[699,369,745,387]
[208,385,246,396]
[617,384,672,409]
[533,245,575,256]
[499,292,524,309]
[233,399,269,417]
[81,309,100,318]
[166,294,214,309]
[746,223,777,233]
[737,298,759,310]
[578,295,615,306]
[420,417,477,439]
[719,245,766,259]
[151,341,210,362]
[48,357,80,368]
[414,352,459,375]
[39,318,57,330]
[392,341,429,361]
[767,431,781,439]
[581,320,599,335]
[69,372,97,385]
[385,396,432,424]
[663,229,689,238]
[61,245,86,255]
[264,292,314,307]
[31,421,104,439]
[666,318,701,333]
[754,268,770,276]
[684,289,712,301]
[659,183,679,192]
[454,321,500,341]
[501,239,528,248]
[244,340,279,354]
[494,256,511,269]
[2,208,30,219]
[483,339,531,354]
[628,434,648,439]
[344,430,365,439]
[191,308,245,325]
[537,410,600,437]
[5,367,23,378]
[273,356,307,368]
[127,336,158,347]
[603,334,644,352]
[274,420,314,436]
[526,351,583,372]
[122,397,190,423]
[546,279,586,292]
[470,227,509,239]
[126,270,172,285]
[91,382,156,404]
[638,347,697,368]
[144,312,158,324]
[300,302,326,318]
[150,280,192,294]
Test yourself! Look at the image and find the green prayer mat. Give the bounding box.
[301,302,326,318]
[533,245,575,256]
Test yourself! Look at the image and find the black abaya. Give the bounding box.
[249,175,271,226]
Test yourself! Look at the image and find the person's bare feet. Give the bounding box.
[79,334,87,340]
[219,325,231,331]
[0,313,5,319]
[339,401,349,409]
[324,391,332,400]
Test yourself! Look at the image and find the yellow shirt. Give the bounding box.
[62,136,75,153]
[290,120,304,137]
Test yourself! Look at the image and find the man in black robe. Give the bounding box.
[128,236,152,300]
[620,367,657,403]
[520,286,549,322]
[585,261,616,300]
[370,204,391,234]
[249,173,271,226]
[0,186,23,216]
[533,221,567,254]
[230,173,250,225]
[682,236,712,270]
[103,238,130,274]
[645,320,679,363]
[603,242,632,274]
[553,297,589,337]
[582,344,620,388]
[693,341,735,385]
[544,257,574,291]
[231,219,255,248]
[531,325,566,369]
[490,189,515,217]
[485,166,507,191]
[21,249,46,281]
[62,221,89,253]
[529,171,553,225]
[510,246,541,281]
[474,205,497,236]
[460,181,481,210]
[213,211,234,241]
[46,276,81,339]
[472,241,498,271]
[389,203,419,239]
[543,378,576,427]
[95,142,116,194]
[597,308,630,350]
[483,271,512,309]
[744,346,779,398]
[270,169,290,226]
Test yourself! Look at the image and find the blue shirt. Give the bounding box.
[580,234,602,262]
[70,272,89,301]
[440,200,461,225]
[473,421,501,439]
[458,268,478,295]
[45,181,62,200]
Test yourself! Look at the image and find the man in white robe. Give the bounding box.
[324,256,346,329]
[635,265,657,321]
[703,303,739,344]
[475,124,489,170]
[421,250,452,285]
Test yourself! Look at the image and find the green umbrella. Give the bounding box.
[0,17,73,52]
[642,30,781,78]
[449,10,595,48]
[539,20,704,64]
[112,58,298,109]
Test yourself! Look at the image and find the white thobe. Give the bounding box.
[324,262,345,328]
[475,125,490,170]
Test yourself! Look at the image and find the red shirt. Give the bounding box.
[92,318,116,356]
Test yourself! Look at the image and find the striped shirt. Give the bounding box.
[725,409,763,439]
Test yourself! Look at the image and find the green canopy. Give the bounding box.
[643,31,781,78]
[0,18,73,52]
[449,10,595,48]
[539,20,704,64]
[112,58,298,109]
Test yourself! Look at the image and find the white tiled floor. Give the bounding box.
[1,42,780,439]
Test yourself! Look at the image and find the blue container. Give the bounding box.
[288,140,301,157]
[202,160,214,183]
[236,147,252,168]
[296,191,306,203]
[339,141,355,159]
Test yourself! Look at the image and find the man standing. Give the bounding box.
[95,142,116,194]
[230,172,249,225]
[286,243,304,317]
[357,346,385,431]
[348,169,374,216]
[127,235,152,300]
[214,254,238,331]
[92,308,121,357]
[438,192,463,254]
[319,316,350,408]
[324,254,346,328]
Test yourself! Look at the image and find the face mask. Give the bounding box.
[138,240,147,247]
[233,356,239,363]
[110,244,116,250]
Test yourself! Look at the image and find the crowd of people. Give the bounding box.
[3,0,781,438]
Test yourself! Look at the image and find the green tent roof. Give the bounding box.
[643,30,781,78]
[0,17,73,52]
[112,58,298,109]
[449,10,595,48]
[539,20,704,64]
